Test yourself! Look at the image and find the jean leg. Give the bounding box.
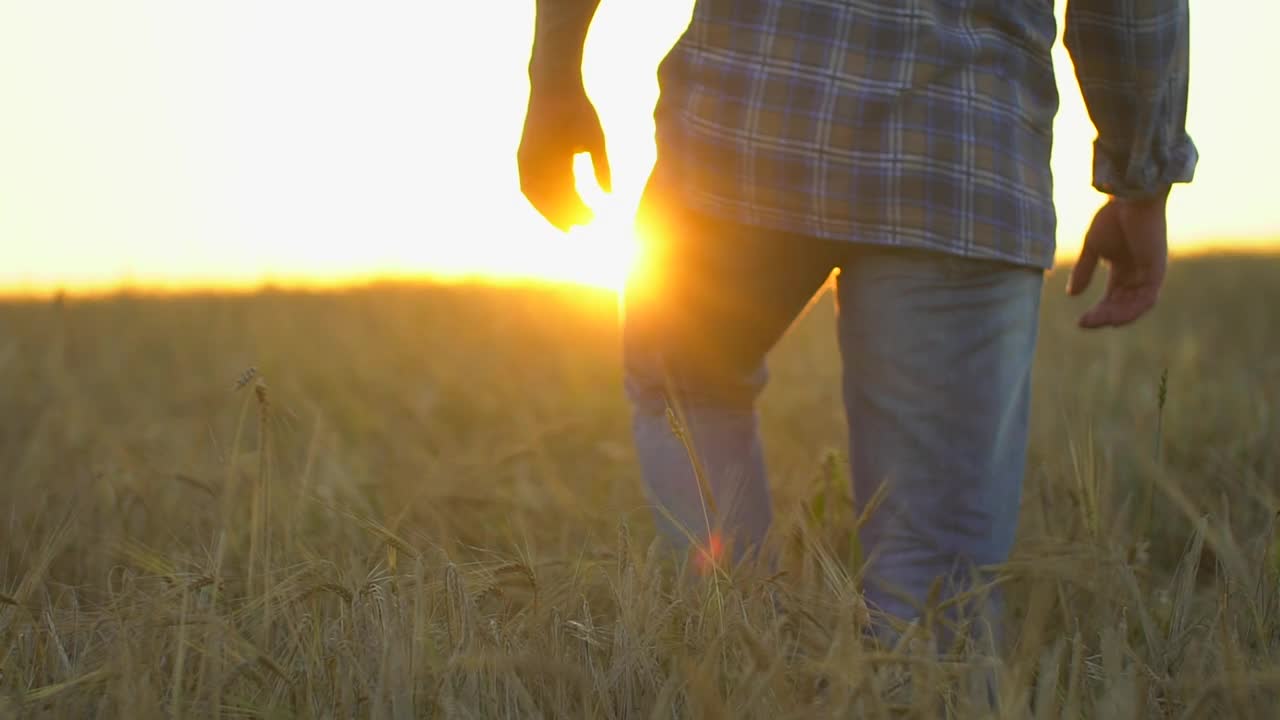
[834,246,1043,647]
[623,206,837,564]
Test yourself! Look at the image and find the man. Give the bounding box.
[518,0,1196,645]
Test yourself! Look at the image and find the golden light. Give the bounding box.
[0,2,1274,297]
[561,152,643,291]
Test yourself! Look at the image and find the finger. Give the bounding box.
[1105,285,1159,327]
[520,161,593,231]
[1067,241,1100,296]
[1079,284,1159,329]
[1078,263,1120,328]
[525,184,592,231]
[591,147,612,194]
[1078,300,1112,329]
[1079,288,1126,328]
[549,190,594,231]
[583,125,612,194]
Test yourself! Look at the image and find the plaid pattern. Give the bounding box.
[650,0,1197,269]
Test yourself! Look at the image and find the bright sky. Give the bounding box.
[1,2,1276,294]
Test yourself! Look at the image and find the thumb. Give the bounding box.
[1069,203,1115,296]
[1067,240,1100,297]
[586,130,612,194]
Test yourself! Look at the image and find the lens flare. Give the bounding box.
[693,532,726,575]
[560,152,642,291]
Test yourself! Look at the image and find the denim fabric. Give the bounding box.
[622,200,1042,644]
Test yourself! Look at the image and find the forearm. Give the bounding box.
[529,0,601,90]
[1064,0,1198,198]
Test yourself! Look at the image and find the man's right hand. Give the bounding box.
[518,82,612,232]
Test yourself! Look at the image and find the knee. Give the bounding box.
[623,354,767,417]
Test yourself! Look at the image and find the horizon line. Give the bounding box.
[2,241,1276,303]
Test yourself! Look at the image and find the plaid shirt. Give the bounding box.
[648,0,1198,269]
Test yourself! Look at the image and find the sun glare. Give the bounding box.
[556,152,642,291]
[1,3,1276,297]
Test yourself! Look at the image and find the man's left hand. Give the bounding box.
[1067,193,1170,329]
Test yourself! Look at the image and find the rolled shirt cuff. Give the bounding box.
[1092,133,1198,199]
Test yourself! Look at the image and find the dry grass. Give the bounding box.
[1,254,1278,718]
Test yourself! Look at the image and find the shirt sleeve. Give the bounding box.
[1064,0,1198,198]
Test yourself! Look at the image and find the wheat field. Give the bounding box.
[0,253,1277,718]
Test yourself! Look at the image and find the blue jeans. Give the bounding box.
[623,201,1043,644]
